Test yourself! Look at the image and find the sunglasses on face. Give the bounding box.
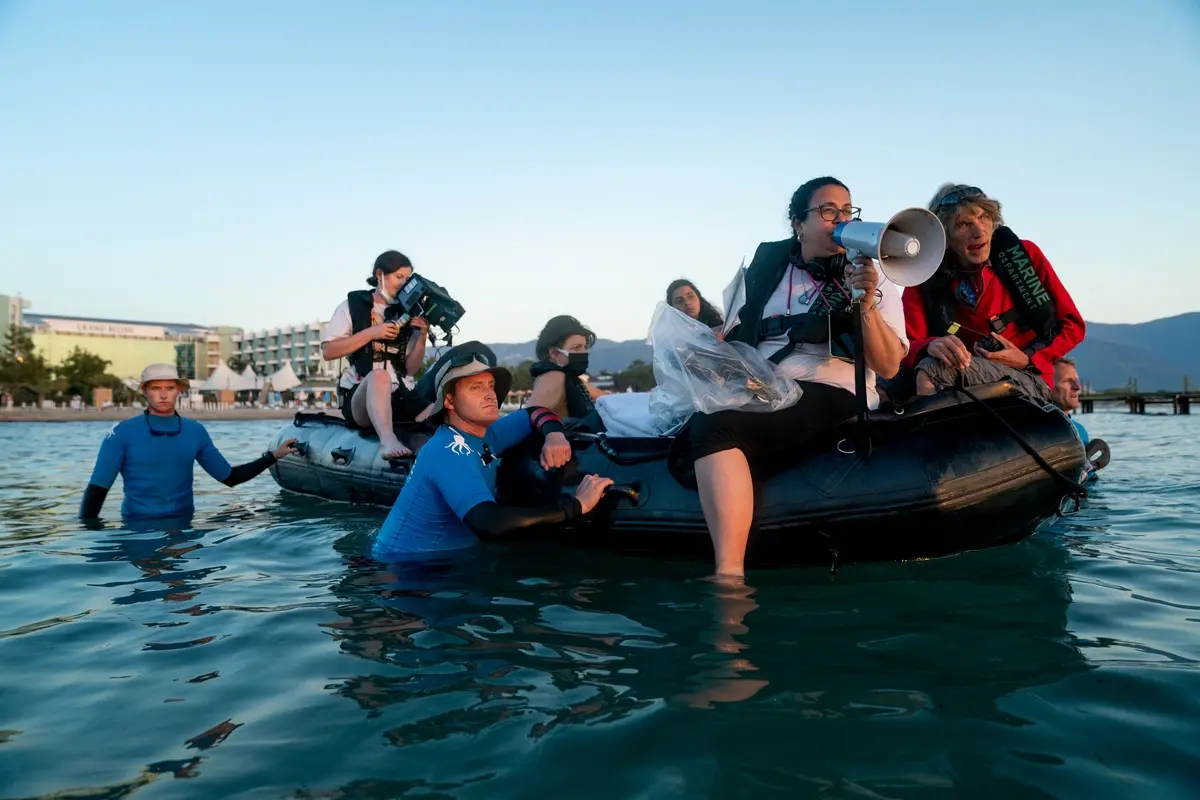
[143,410,183,437]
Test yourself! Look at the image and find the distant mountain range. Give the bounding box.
[484,312,1200,392]
[1073,313,1200,391]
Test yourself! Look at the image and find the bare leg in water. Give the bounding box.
[695,448,754,578]
[350,370,411,459]
[671,575,768,709]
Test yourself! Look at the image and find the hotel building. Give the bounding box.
[231,321,344,383]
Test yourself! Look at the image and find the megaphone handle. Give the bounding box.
[845,249,866,303]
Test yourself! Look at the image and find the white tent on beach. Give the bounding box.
[266,361,301,392]
[194,361,240,392]
[238,365,265,391]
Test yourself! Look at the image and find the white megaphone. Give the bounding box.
[832,207,946,302]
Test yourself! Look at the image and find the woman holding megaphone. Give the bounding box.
[685,177,910,578]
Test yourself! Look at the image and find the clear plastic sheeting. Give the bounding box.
[646,302,803,436]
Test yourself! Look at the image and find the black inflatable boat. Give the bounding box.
[267,380,1089,568]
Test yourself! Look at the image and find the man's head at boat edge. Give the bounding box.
[1052,357,1082,412]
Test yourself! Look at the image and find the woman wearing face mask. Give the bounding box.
[689,176,909,578]
[666,278,725,335]
[321,250,431,460]
[525,315,609,422]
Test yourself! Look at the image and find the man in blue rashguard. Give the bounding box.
[79,363,298,520]
[372,349,613,559]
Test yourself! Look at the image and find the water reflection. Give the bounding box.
[81,516,222,607]
[317,531,1090,785]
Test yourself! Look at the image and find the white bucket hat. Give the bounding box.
[140,363,190,391]
[428,353,512,420]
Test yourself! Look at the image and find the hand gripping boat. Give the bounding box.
[267,380,1089,568]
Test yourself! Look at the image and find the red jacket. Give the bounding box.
[901,239,1085,387]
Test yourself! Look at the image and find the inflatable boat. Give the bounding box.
[267,380,1089,568]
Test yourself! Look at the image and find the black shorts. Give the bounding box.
[340,380,429,428]
[689,380,858,463]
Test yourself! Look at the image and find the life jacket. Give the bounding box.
[725,238,852,362]
[918,226,1059,344]
[529,360,596,419]
[346,290,412,380]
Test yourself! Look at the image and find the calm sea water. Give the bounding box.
[0,412,1197,799]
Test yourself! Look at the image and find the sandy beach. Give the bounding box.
[0,407,305,423]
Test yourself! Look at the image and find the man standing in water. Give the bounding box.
[79,363,298,520]
[1050,356,1105,480]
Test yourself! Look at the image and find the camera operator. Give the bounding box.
[321,250,433,460]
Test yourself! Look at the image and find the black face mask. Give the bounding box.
[564,352,589,376]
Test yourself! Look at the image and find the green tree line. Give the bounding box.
[506,358,656,393]
[0,324,135,406]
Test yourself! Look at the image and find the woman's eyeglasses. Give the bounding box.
[806,204,861,222]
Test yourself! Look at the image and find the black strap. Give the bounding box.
[949,385,1087,500]
[987,226,1057,340]
[851,310,872,458]
[763,313,831,365]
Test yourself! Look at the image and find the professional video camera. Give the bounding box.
[383,273,466,346]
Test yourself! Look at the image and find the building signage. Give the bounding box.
[42,317,170,339]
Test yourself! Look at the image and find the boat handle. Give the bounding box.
[331,447,354,466]
[292,441,309,457]
[604,483,640,504]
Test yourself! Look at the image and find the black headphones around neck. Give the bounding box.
[788,239,847,282]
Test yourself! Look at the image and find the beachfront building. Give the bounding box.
[175,325,243,381]
[1,293,31,341]
[7,294,242,381]
[231,321,344,382]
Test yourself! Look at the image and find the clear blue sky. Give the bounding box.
[1,0,1197,345]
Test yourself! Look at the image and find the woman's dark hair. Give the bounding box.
[366,250,413,287]
[535,315,596,361]
[787,177,850,225]
[666,279,724,328]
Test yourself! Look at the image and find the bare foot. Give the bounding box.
[379,437,412,460]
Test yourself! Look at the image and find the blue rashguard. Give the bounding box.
[87,414,234,519]
[1071,418,1099,482]
[1071,419,1090,447]
[372,412,537,558]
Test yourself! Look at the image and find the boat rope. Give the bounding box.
[949,385,1088,501]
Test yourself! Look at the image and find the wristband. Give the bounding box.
[528,406,566,437]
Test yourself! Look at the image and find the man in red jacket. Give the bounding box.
[900,184,1085,399]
